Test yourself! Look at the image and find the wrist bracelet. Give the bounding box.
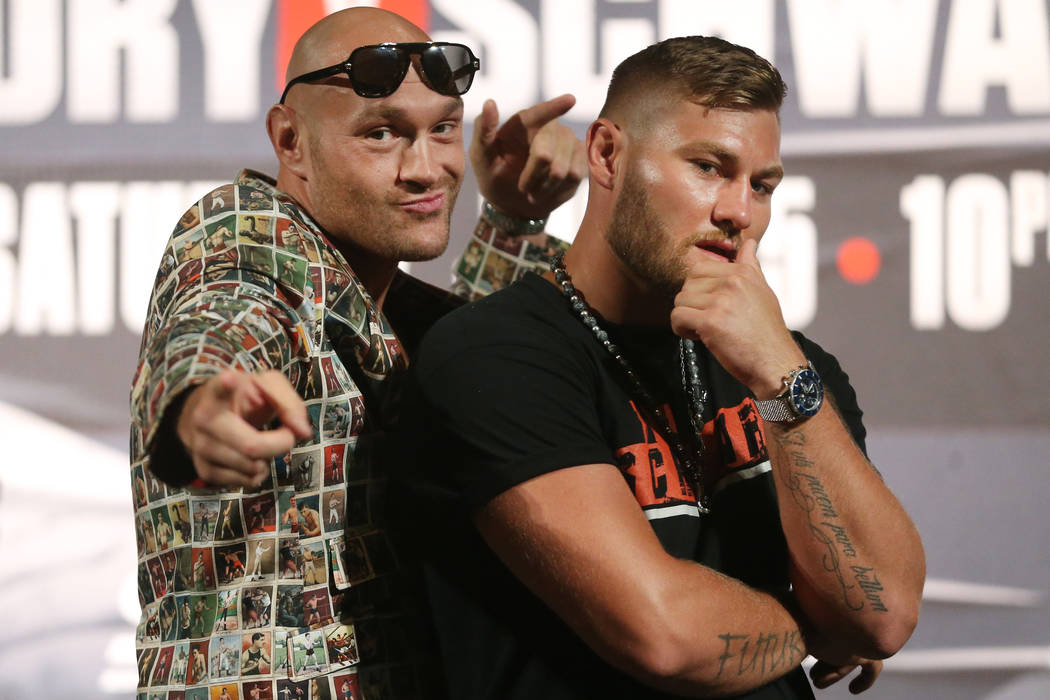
[481,200,547,236]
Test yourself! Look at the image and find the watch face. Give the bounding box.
[789,368,824,417]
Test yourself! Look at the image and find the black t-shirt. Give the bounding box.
[399,273,867,700]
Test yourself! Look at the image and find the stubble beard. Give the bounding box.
[311,147,459,264]
[605,166,687,301]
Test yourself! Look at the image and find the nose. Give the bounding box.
[398,138,439,189]
[712,176,752,235]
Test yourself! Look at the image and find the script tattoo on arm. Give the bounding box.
[775,430,889,613]
[715,629,806,679]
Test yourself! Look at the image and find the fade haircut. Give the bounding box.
[599,36,786,122]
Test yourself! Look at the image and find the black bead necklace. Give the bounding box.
[550,255,710,514]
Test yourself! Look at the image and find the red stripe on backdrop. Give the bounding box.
[274,1,431,95]
[379,0,430,30]
[274,0,327,93]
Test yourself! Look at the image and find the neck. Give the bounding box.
[557,219,672,326]
[340,246,399,309]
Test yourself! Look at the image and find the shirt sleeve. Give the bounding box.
[449,215,570,301]
[131,260,306,470]
[794,331,868,456]
[410,308,616,509]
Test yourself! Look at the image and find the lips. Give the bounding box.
[400,193,446,215]
[694,238,738,262]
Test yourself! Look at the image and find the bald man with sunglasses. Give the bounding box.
[130,7,584,697]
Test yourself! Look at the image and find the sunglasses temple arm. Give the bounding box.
[279,64,349,104]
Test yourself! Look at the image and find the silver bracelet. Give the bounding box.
[481,200,547,236]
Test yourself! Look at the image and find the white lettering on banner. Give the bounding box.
[939,0,1050,115]
[787,0,939,117]
[902,175,945,329]
[541,0,655,116]
[0,185,17,332]
[946,175,1011,330]
[0,181,220,337]
[431,0,538,117]
[1010,171,1049,266]
[659,0,775,62]
[192,0,271,121]
[16,184,77,335]
[0,0,62,125]
[67,0,179,123]
[70,183,120,335]
[120,182,220,333]
[903,171,1048,331]
[3,0,1050,126]
[761,176,817,329]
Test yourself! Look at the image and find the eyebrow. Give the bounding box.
[694,141,784,181]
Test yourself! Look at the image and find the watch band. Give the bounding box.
[755,395,798,422]
[481,200,548,236]
[754,364,812,423]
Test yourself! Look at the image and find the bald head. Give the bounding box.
[265,5,465,283]
[285,7,429,85]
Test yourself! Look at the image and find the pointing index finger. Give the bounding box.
[516,94,576,133]
[252,370,313,440]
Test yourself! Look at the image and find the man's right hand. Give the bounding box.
[176,369,313,488]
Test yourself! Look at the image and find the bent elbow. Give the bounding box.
[858,600,921,659]
[595,617,694,683]
[596,617,731,697]
[624,636,695,683]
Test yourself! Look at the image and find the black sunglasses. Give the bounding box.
[279,41,480,104]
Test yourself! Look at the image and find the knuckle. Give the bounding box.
[194,461,215,481]
[237,439,261,460]
[530,144,555,163]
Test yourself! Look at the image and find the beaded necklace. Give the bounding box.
[550,255,711,514]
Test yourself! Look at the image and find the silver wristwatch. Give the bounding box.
[755,363,824,423]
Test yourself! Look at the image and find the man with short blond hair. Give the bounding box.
[406,36,925,699]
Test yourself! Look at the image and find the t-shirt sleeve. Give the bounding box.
[410,307,617,509]
[794,331,868,456]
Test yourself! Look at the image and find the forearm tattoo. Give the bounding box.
[715,629,806,679]
[775,430,889,613]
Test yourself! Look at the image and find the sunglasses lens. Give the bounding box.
[422,44,477,95]
[351,46,407,97]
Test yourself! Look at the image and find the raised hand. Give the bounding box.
[469,93,587,220]
[670,238,804,399]
[176,369,313,488]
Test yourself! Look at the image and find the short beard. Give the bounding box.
[310,140,457,264]
[605,165,685,301]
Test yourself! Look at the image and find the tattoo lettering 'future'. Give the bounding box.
[715,629,805,679]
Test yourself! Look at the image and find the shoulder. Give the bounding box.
[419,274,582,363]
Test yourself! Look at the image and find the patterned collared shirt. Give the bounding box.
[130,170,451,699]
[131,170,567,699]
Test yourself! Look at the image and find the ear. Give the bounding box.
[266,104,310,180]
[586,118,624,191]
